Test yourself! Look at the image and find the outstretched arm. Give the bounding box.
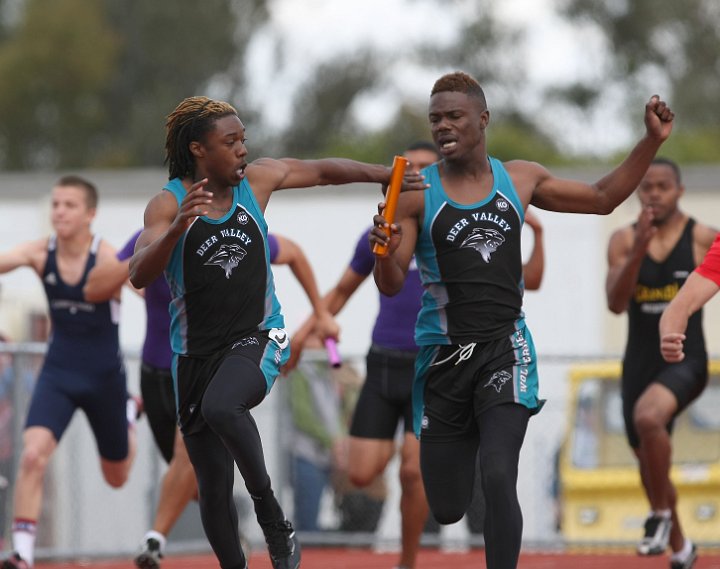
[522,209,544,291]
[660,272,719,362]
[285,265,367,373]
[246,157,427,212]
[324,267,367,316]
[528,96,674,214]
[272,234,339,342]
[246,158,390,211]
[661,235,720,361]
[0,239,47,276]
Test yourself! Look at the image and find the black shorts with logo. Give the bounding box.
[414,324,542,442]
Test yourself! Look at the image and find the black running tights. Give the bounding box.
[184,354,275,569]
[420,403,531,569]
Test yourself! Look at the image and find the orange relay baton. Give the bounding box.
[372,155,409,256]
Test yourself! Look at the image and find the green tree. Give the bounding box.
[277,53,381,158]
[270,0,565,164]
[0,0,119,169]
[560,0,720,161]
[418,0,526,113]
[317,105,436,164]
[99,0,259,167]
[0,0,266,170]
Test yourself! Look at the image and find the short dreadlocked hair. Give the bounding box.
[165,96,239,180]
[431,72,487,109]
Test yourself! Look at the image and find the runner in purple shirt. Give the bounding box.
[350,233,424,353]
[85,230,333,569]
[288,142,440,569]
[288,142,544,569]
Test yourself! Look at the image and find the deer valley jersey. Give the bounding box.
[163,178,284,357]
[415,157,526,345]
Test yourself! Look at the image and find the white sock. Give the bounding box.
[671,538,693,562]
[127,397,138,426]
[12,520,36,567]
[654,508,671,519]
[144,530,167,553]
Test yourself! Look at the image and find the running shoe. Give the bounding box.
[670,542,698,569]
[134,537,163,569]
[1,552,29,569]
[637,513,672,555]
[260,519,301,569]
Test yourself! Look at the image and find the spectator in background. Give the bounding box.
[287,347,341,533]
[0,333,14,550]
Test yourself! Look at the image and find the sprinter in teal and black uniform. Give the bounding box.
[162,177,282,360]
[370,71,675,569]
[86,228,336,569]
[129,96,427,569]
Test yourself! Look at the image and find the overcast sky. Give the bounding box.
[244,0,638,156]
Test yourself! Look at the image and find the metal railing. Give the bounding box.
[5,342,714,561]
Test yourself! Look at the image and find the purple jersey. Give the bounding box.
[268,233,279,263]
[118,231,173,369]
[350,228,422,351]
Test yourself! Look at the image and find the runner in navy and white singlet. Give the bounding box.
[370,71,675,569]
[0,176,138,569]
[128,96,426,569]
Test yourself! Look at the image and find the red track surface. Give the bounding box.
[31,547,720,568]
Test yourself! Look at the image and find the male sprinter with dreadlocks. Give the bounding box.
[85,229,340,569]
[370,71,674,569]
[128,96,426,569]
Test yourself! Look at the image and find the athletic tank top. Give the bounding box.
[625,218,706,364]
[164,178,284,356]
[42,234,122,371]
[415,157,524,345]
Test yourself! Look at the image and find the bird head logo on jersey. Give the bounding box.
[460,227,505,263]
[204,243,247,278]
